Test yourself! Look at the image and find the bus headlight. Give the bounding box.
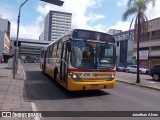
[106,75,115,81]
[69,72,82,82]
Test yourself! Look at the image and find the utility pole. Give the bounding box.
[136,13,141,83]
[13,0,28,79]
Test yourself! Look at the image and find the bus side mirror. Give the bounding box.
[67,42,71,52]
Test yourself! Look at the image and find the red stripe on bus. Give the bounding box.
[68,69,116,72]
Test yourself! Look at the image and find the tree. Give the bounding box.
[122,0,156,83]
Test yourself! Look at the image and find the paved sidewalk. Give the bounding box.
[116,75,160,91]
[0,63,34,120]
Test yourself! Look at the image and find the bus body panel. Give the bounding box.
[40,29,116,91]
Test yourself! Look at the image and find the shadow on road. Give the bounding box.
[24,70,110,101]
[145,79,160,82]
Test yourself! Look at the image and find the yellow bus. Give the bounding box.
[40,29,116,91]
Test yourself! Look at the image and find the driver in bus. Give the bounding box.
[82,50,93,64]
[82,51,91,58]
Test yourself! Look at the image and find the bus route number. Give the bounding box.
[83,73,91,76]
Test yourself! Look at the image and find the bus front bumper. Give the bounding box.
[67,79,116,91]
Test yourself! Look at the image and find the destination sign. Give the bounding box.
[72,29,115,43]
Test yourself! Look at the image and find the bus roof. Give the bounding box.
[41,29,115,50]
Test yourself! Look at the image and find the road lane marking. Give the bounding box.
[31,102,41,120]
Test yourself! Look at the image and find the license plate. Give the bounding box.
[91,84,99,87]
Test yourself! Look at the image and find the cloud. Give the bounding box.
[114,0,160,32]
[0,3,43,39]
[0,4,17,21]
[1,0,160,39]
[107,21,132,32]
[116,0,128,7]
[36,0,105,31]
[88,13,105,21]
[10,17,43,40]
[0,0,106,39]
[145,0,160,20]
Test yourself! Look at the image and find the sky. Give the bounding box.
[0,0,160,40]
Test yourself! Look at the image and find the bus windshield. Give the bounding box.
[71,40,115,70]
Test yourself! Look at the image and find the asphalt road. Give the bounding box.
[23,63,160,120]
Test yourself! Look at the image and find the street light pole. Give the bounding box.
[13,0,29,78]
[136,13,141,83]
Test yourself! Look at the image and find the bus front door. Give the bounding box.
[60,43,69,85]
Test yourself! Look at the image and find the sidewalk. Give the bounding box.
[116,75,160,91]
[0,63,33,120]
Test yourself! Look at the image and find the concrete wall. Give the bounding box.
[0,31,4,58]
[114,30,134,64]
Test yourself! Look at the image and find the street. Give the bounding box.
[24,63,160,120]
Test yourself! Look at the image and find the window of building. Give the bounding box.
[151,30,160,40]
[151,46,160,50]
[117,42,119,47]
[152,31,156,40]
[139,47,149,51]
[157,30,160,39]
[141,32,149,41]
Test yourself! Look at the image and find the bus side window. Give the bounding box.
[52,43,57,58]
[57,41,62,58]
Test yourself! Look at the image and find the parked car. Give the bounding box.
[125,65,149,74]
[116,63,126,72]
[150,64,160,81]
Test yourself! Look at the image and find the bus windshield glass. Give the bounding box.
[71,40,115,70]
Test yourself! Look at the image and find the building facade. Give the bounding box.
[134,17,160,69]
[0,30,10,62]
[10,38,51,61]
[114,30,134,65]
[39,30,44,41]
[44,10,72,41]
[0,19,11,38]
[107,29,122,35]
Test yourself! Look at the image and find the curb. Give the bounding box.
[21,64,26,80]
[116,79,160,91]
[20,64,40,120]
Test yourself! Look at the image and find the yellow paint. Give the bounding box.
[44,67,115,91]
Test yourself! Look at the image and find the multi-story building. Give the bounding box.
[39,30,44,41]
[134,17,160,69]
[0,18,11,38]
[114,30,134,65]
[44,10,72,41]
[0,30,10,63]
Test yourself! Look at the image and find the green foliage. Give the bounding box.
[122,0,156,35]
